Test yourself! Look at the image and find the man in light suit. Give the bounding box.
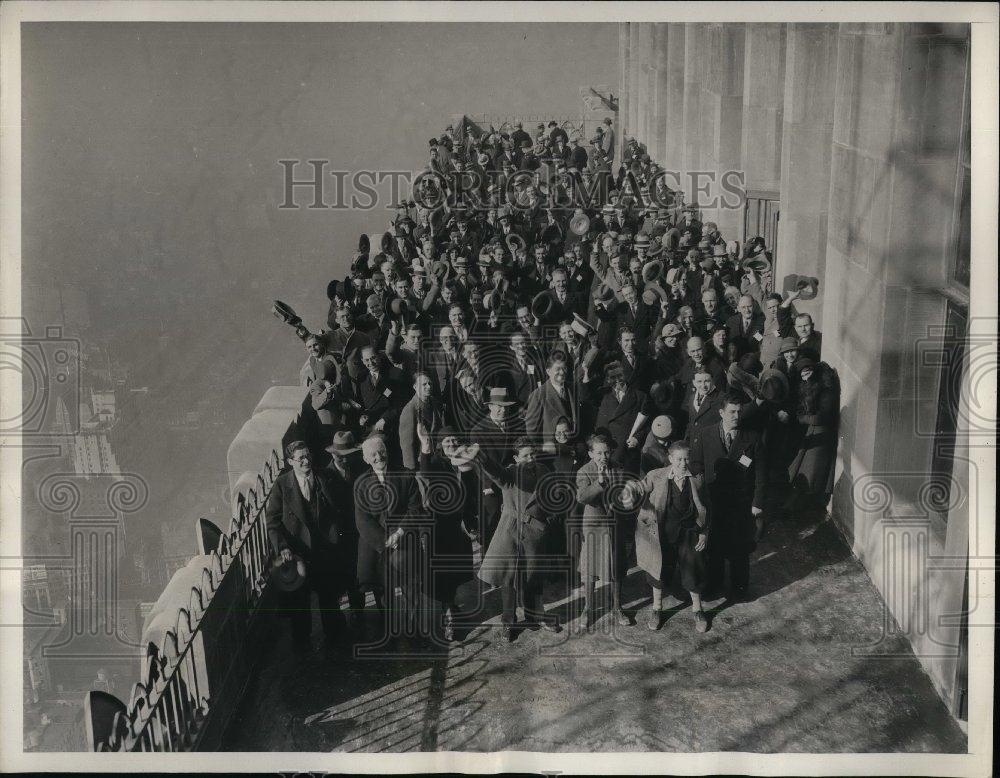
[688,394,767,600]
[266,441,358,649]
[398,371,447,471]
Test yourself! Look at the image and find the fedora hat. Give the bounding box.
[641,259,663,283]
[569,211,591,236]
[661,228,681,251]
[505,233,527,255]
[593,283,616,305]
[270,556,307,593]
[634,233,651,249]
[759,368,790,404]
[389,297,410,318]
[797,276,820,301]
[661,322,683,339]
[486,386,517,407]
[431,259,449,279]
[571,312,595,338]
[742,255,772,273]
[531,290,555,319]
[325,430,360,456]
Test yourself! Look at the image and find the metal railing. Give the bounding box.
[85,449,281,752]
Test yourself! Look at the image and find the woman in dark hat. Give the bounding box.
[787,359,841,512]
[413,421,476,642]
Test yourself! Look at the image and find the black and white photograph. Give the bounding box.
[0,2,995,775]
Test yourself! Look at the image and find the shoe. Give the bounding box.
[538,619,561,633]
[613,608,630,627]
[693,610,709,633]
[647,609,663,631]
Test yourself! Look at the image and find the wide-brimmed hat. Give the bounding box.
[270,556,307,592]
[661,322,683,339]
[727,361,760,396]
[571,312,595,338]
[634,233,651,249]
[531,290,555,319]
[486,386,517,407]
[326,430,360,456]
[759,368,790,404]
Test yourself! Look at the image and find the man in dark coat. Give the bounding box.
[506,330,546,407]
[266,441,358,648]
[583,360,652,476]
[471,386,524,549]
[688,394,767,600]
[354,435,426,626]
[793,313,823,362]
[726,295,765,360]
[352,346,412,457]
[323,432,368,624]
[678,336,729,393]
[680,370,725,440]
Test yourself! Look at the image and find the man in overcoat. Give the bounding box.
[688,394,767,600]
[266,441,358,649]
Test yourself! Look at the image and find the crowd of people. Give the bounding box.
[265,119,841,650]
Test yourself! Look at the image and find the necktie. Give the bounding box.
[695,394,703,411]
[725,430,734,452]
[301,476,312,502]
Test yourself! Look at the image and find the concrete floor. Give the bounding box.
[222,504,967,753]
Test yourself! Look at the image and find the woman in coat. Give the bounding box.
[787,358,841,511]
[476,436,559,641]
[575,432,634,628]
[414,422,476,641]
[624,440,710,633]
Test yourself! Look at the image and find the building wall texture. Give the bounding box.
[618,21,971,718]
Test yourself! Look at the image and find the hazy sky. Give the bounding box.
[20,22,618,542]
[23,23,618,333]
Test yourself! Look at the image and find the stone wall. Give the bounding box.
[617,21,972,718]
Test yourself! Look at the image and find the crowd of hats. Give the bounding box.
[288,121,827,458]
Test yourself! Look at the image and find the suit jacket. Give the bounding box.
[589,384,651,451]
[353,366,411,435]
[678,356,729,393]
[610,301,658,347]
[524,380,577,446]
[688,423,767,512]
[398,395,447,470]
[680,386,724,439]
[726,313,765,359]
[324,327,371,381]
[265,470,355,561]
[353,468,425,586]
[506,353,545,407]
[428,347,462,401]
[797,331,823,362]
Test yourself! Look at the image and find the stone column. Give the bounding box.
[701,23,746,237]
[628,23,644,143]
[775,23,838,328]
[662,24,686,178]
[681,24,707,187]
[741,24,786,195]
[618,23,630,163]
[650,23,670,163]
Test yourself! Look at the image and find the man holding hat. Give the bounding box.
[266,441,359,650]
